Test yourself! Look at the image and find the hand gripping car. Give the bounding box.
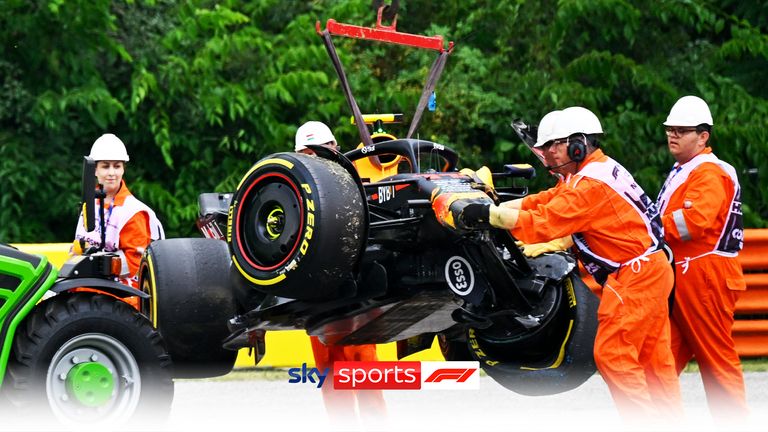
[0,158,173,425]
[139,4,599,396]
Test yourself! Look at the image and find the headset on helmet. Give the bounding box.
[295,121,337,152]
[549,107,603,163]
[567,135,588,162]
[89,133,129,162]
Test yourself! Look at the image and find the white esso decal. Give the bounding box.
[444,256,474,296]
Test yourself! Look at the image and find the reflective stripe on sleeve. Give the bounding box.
[672,209,691,241]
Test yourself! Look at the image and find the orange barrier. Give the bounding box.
[736,229,768,272]
[733,229,768,357]
[736,274,768,314]
[732,320,768,357]
[579,229,768,358]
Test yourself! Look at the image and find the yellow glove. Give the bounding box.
[515,236,573,257]
[69,239,91,255]
[459,166,495,189]
[431,188,492,230]
[460,166,498,202]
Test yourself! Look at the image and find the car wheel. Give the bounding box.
[469,273,598,395]
[140,238,238,379]
[229,153,366,300]
[438,333,473,361]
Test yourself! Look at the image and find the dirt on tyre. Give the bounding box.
[228,153,366,300]
[140,237,238,379]
[469,273,598,396]
[1,293,174,426]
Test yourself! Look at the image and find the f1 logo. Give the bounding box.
[424,368,476,383]
[421,361,479,390]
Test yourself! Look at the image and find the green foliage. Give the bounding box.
[1,0,767,242]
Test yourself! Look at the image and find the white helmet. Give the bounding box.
[534,110,562,147]
[664,95,713,126]
[88,133,129,162]
[295,121,336,152]
[550,106,603,141]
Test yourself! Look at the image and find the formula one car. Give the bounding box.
[139,5,599,395]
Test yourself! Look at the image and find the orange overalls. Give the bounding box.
[513,149,682,419]
[111,182,152,282]
[309,336,387,424]
[658,147,748,418]
[73,181,152,309]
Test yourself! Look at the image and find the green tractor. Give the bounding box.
[0,158,173,425]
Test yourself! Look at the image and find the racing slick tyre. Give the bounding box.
[468,273,598,396]
[140,238,238,379]
[1,293,173,426]
[438,333,473,361]
[229,153,366,300]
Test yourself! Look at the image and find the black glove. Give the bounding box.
[451,200,491,230]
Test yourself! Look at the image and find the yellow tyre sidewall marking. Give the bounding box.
[232,257,286,286]
[471,277,577,370]
[237,158,295,190]
[519,319,574,370]
[145,254,158,327]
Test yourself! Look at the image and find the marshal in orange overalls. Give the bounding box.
[659,147,748,418]
[72,181,153,310]
[513,149,682,419]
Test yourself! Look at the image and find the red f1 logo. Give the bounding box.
[329,361,479,391]
[424,368,476,383]
[421,361,479,390]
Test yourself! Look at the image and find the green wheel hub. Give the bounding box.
[65,362,115,407]
[47,333,142,422]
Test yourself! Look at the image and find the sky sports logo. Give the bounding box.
[287,361,479,390]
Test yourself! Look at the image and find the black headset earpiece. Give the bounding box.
[567,135,587,163]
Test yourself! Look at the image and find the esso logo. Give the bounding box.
[361,145,376,154]
[444,256,474,296]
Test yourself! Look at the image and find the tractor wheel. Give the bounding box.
[140,238,238,379]
[1,293,173,426]
[229,153,366,300]
[469,273,599,396]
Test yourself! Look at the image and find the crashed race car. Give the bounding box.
[139,5,599,395]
